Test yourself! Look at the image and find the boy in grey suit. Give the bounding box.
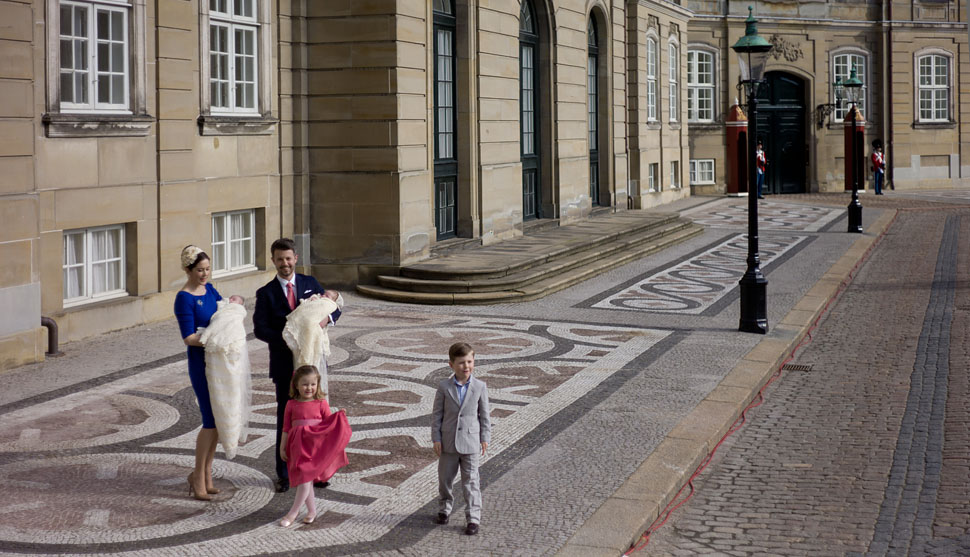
[431,342,491,535]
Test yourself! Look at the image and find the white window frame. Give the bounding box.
[211,209,257,275]
[668,39,679,123]
[45,0,150,137]
[646,32,659,122]
[690,159,715,185]
[63,224,127,307]
[57,0,131,114]
[670,160,680,189]
[648,162,660,192]
[207,0,259,115]
[915,50,951,123]
[199,0,276,122]
[687,47,716,123]
[45,0,149,117]
[831,49,869,122]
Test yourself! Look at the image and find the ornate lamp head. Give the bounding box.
[731,7,772,97]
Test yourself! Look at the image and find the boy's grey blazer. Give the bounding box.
[431,376,491,455]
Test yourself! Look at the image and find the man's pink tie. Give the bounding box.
[286,282,296,311]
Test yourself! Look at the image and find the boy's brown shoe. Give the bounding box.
[435,513,449,525]
[464,523,479,535]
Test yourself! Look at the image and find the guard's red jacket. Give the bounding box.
[871,151,885,173]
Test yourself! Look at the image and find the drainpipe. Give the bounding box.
[884,0,894,189]
[40,316,64,357]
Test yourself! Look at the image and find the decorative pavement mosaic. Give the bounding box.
[0,312,669,556]
[0,198,849,556]
[573,198,838,314]
[682,199,843,231]
[587,234,808,314]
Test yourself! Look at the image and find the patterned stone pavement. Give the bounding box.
[0,314,670,555]
[586,234,808,314]
[682,200,842,232]
[644,206,970,556]
[5,194,953,556]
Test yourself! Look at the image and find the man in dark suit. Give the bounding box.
[253,238,341,493]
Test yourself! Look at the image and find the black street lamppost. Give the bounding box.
[844,65,864,233]
[732,7,772,334]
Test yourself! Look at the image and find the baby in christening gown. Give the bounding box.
[283,291,343,402]
[198,295,252,459]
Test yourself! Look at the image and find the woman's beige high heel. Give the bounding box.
[188,473,212,501]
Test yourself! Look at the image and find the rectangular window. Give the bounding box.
[648,162,660,192]
[832,53,866,121]
[520,44,535,156]
[687,50,714,122]
[63,224,126,305]
[690,159,715,184]
[670,160,680,188]
[668,44,678,122]
[435,27,455,160]
[211,209,256,274]
[59,0,129,112]
[646,38,658,121]
[209,0,258,114]
[588,55,598,147]
[917,54,949,122]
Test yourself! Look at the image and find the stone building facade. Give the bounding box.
[685,0,970,195]
[0,0,694,369]
[1,0,282,368]
[306,0,692,286]
[2,0,967,369]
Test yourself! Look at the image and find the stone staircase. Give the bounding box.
[356,211,703,304]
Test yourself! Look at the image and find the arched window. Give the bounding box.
[520,0,540,220]
[687,48,715,122]
[916,52,950,122]
[520,1,534,33]
[587,16,600,205]
[646,33,658,122]
[433,0,457,239]
[831,49,868,121]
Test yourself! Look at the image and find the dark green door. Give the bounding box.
[754,72,806,195]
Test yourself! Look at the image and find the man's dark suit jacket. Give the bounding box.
[252,273,341,384]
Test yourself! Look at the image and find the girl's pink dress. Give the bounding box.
[283,399,352,485]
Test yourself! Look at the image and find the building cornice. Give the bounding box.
[638,0,694,21]
[690,13,966,30]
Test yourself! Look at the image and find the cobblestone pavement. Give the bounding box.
[645,203,970,556]
[0,193,957,556]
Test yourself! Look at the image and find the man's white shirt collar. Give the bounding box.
[277,275,296,290]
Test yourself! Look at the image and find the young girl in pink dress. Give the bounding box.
[279,365,352,527]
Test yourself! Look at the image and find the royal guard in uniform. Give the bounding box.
[871,139,885,195]
[755,140,767,199]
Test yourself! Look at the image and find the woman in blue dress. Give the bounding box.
[174,245,223,501]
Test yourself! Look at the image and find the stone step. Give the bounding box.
[377,219,697,294]
[356,220,703,305]
[400,212,684,281]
